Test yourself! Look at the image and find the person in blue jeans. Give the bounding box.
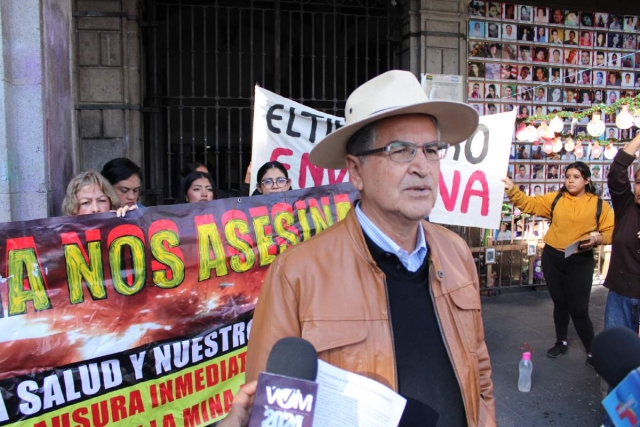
[604,133,640,331]
[602,133,640,426]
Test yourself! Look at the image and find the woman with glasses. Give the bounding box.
[254,161,292,195]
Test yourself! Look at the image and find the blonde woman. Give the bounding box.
[62,170,135,217]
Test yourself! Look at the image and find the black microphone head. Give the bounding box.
[266,337,318,381]
[592,327,640,388]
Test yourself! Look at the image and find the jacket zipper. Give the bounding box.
[382,275,399,392]
[428,260,471,426]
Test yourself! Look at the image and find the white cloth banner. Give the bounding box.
[251,86,515,229]
[250,86,347,194]
[429,110,516,229]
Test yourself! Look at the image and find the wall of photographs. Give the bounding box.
[468,2,640,237]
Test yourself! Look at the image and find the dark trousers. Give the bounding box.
[541,245,595,352]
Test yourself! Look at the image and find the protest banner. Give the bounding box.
[251,85,515,229]
[429,110,516,229]
[0,183,358,426]
[250,86,348,194]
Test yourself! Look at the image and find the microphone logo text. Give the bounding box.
[261,409,304,427]
[265,386,314,412]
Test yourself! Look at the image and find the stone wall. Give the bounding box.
[420,0,468,77]
[0,1,50,221]
[75,0,142,175]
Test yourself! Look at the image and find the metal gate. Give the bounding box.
[449,217,610,295]
[141,0,393,205]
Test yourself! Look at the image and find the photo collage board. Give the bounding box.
[468,2,639,210]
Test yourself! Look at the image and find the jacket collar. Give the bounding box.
[344,207,454,291]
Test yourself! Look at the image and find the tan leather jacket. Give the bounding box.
[246,210,496,427]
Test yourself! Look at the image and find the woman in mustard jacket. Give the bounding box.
[503,162,614,365]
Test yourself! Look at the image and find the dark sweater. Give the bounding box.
[364,233,467,427]
[604,150,640,298]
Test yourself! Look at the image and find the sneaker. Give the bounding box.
[547,341,568,358]
[586,355,595,368]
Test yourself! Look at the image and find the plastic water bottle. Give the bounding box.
[518,352,532,392]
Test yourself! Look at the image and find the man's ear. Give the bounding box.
[345,154,365,191]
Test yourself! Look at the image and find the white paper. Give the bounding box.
[312,360,406,427]
[565,240,581,258]
[420,74,464,102]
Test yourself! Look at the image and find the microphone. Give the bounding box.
[248,337,319,427]
[592,327,640,426]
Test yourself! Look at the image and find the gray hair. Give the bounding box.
[346,122,378,157]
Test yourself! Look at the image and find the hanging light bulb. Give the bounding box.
[574,140,584,158]
[515,122,528,141]
[603,143,618,160]
[526,124,538,142]
[552,137,563,153]
[592,143,602,159]
[544,124,556,139]
[549,116,564,133]
[564,137,575,152]
[543,139,554,154]
[616,105,634,130]
[587,113,605,137]
[537,122,549,139]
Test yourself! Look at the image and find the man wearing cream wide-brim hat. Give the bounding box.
[246,70,496,427]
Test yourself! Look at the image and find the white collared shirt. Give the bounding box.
[355,203,428,272]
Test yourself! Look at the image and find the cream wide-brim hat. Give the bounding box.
[309,70,480,169]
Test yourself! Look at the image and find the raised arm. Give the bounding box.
[502,176,554,218]
[622,133,640,157]
[608,133,640,214]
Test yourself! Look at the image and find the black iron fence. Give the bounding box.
[141,0,392,205]
[448,216,611,295]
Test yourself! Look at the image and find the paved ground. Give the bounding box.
[482,284,609,426]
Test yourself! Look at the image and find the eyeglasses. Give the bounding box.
[261,177,290,188]
[355,141,449,162]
